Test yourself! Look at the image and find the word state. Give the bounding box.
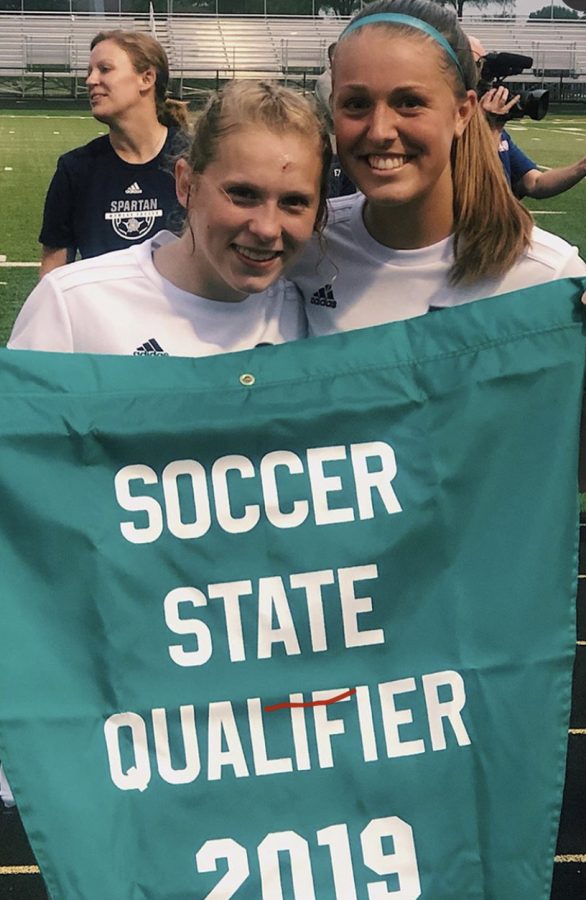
[164,563,384,666]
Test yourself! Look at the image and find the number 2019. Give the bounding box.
[195,815,421,899]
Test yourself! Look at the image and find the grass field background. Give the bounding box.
[0,105,585,346]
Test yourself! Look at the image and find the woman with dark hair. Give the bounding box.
[38,30,188,277]
[292,0,585,334]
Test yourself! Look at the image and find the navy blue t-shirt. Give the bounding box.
[327,154,356,199]
[39,128,186,259]
[498,129,537,190]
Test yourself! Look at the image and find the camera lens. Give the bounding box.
[509,89,549,121]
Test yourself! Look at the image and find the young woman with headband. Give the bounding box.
[292,0,586,334]
[10,81,330,356]
[38,30,189,277]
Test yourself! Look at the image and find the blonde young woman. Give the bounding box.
[292,0,586,335]
[11,81,330,356]
[39,30,189,277]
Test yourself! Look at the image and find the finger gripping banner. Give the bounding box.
[0,278,584,899]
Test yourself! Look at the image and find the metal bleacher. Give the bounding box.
[167,14,343,82]
[0,11,585,92]
[461,18,585,82]
[0,13,149,73]
[0,10,584,104]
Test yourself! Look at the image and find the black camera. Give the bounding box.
[478,52,549,121]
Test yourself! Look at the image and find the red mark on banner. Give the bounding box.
[264,688,356,713]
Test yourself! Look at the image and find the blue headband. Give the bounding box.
[339,12,464,80]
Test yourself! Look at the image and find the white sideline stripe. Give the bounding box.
[2,858,583,873]
[6,856,586,880]
[1,846,585,878]
[0,865,40,874]
[0,262,39,268]
[531,211,567,215]
[0,115,92,120]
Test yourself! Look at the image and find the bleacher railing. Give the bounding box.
[0,11,585,98]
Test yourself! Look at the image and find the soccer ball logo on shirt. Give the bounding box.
[104,181,163,241]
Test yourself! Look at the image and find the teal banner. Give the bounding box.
[0,280,584,899]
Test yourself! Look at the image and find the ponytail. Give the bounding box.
[451,106,533,285]
[156,97,190,130]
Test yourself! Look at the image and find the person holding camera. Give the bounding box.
[469,36,586,200]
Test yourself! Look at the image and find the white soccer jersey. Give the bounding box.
[290,193,586,336]
[9,232,306,355]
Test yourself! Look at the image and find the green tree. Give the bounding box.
[529,3,582,17]
[215,0,312,10]
[319,0,362,16]
[434,0,514,20]
[268,0,314,13]
[169,0,217,12]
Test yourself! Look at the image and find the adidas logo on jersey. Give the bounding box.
[134,338,168,356]
[125,182,143,195]
[310,284,336,308]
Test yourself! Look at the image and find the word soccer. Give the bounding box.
[114,441,402,542]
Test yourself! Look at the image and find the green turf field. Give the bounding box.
[0,109,105,344]
[507,112,586,252]
[0,106,585,346]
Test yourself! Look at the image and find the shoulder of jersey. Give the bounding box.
[527,225,579,270]
[45,246,141,292]
[326,191,362,226]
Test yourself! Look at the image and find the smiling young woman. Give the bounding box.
[290,0,586,335]
[38,30,189,278]
[9,81,331,358]
[153,90,327,303]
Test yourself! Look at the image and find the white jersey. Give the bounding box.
[290,193,586,336]
[9,232,306,355]
[0,763,14,808]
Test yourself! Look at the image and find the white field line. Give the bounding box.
[2,857,586,875]
[509,124,586,133]
[0,115,92,120]
[0,865,40,874]
[0,262,39,267]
